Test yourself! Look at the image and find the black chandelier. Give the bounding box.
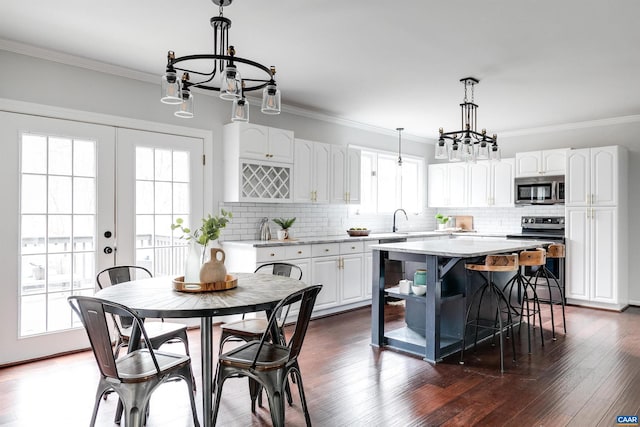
[436,77,500,162]
[160,0,281,121]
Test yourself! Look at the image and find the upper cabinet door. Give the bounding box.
[427,164,447,207]
[541,149,567,175]
[467,161,490,207]
[591,146,617,206]
[491,158,515,207]
[330,145,347,203]
[447,163,468,207]
[347,148,361,204]
[566,148,590,206]
[268,128,294,163]
[515,151,541,177]
[293,139,314,203]
[313,142,331,203]
[238,123,270,160]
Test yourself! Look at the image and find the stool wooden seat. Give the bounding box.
[461,254,519,373]
[532,243,567,340]
[502,250,546,353]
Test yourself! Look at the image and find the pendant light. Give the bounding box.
[396,127,404,166]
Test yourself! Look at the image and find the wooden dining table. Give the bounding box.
[94,272,309,427]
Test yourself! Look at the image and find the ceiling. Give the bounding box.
[1,0,639,140]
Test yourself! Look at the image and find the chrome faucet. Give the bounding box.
[393,208,408,233]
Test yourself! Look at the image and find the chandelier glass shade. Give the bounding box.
[436,77,500,162]
[160,0,281,120]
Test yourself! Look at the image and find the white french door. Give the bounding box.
[0,112,203,365]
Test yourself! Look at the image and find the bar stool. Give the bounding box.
[532,243,567,340]
[460,254,519,373]
[502,250,545,353]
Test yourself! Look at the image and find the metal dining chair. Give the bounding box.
[219,263,303,352]
[212,284,322,427]
[67,296,200,427]
[217,262,303,408]
[96,266,190,358]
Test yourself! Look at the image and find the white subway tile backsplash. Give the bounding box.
[217,202,564,241]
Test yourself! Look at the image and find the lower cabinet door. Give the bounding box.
[364,253,373,298]
[311,256,340,310]
[341,254,364,303]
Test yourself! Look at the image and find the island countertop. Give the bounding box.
[370,238,551,258]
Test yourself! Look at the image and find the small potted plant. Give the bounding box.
[435,213,450,231]
[172,209,232,282]
[273,217,296,240]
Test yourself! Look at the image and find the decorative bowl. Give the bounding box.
[411,284,426,296]
[347,229,370,237]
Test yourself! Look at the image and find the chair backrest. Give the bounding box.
[68,296,161,380]
[254,263,303,281]
[251,284,322,369]
[96,266,152,329]
[96,265,152,290]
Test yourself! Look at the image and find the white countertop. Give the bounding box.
[370,238,551,257]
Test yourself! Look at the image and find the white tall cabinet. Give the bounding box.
[565,146,628,310]
[330,146,361,204]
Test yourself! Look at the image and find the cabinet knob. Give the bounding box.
[270,253,275,257]
[351,246,356,250]
[297,250,303,254]
[324,248,330,252]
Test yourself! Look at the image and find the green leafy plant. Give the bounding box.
[273,217,296,230]
[435,213,450,225]
[172,209,233,248]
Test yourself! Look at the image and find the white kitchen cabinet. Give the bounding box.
[566,146,618,207]
[427,162,468,208]
[223,123,294,202]
[293,139,330,203]
[515,149,567,177]
[330,145,361,204]
[231,122,294,163]
[223,239,372,317]
[467,159,514,207]
[566,207,622,306]
[311,256,341,310]
[565,145,628,310]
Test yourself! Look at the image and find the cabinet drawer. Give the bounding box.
[256,246,287,262]
[285,245,311,260]
[312,243,340,257]
[340,241,364,254]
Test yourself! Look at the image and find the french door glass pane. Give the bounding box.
[20,133,97,336]
[135,147,190,276]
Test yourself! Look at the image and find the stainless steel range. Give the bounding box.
[506,216,565,303]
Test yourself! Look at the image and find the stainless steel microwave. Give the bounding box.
[514,175,565,205]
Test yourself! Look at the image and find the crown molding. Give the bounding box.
[498,114,640,138]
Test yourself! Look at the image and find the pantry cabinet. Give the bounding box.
[565,145,628,310]
[515,149,567,177]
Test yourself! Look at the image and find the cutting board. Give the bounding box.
[454,216,474,231]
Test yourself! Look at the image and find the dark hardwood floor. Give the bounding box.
[1,303,639,426]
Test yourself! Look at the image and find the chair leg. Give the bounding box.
[291,367,312,427]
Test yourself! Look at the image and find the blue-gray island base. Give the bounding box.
[370,238,551,363]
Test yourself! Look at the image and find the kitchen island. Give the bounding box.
[370,238,550,363]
